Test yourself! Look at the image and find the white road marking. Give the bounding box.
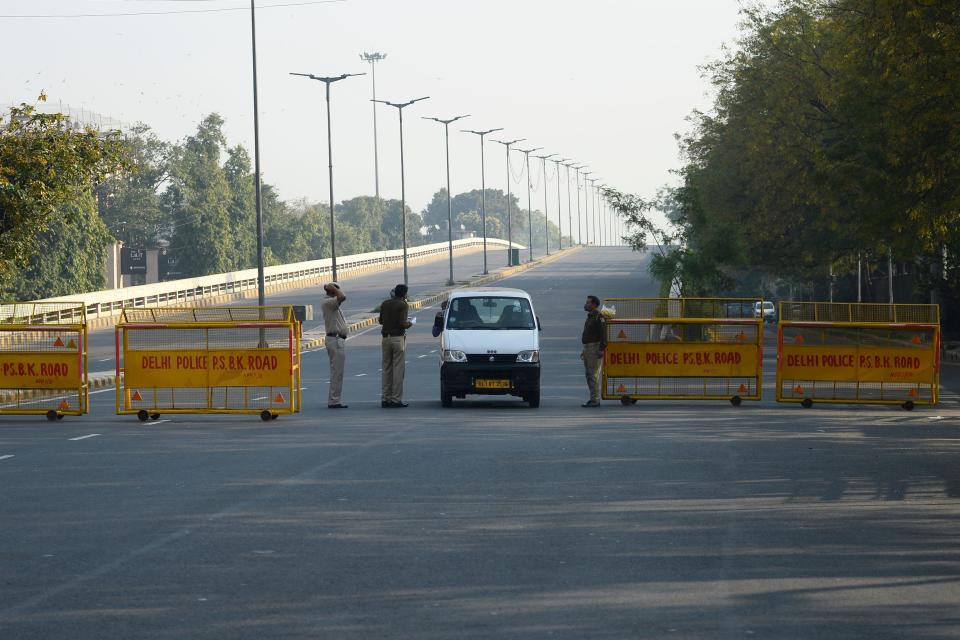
[144,420,170,426]
[355,373,367,377]
[417,354,429,358]
[97,358,112,362]
[252,396,268,401]
[430,349,437,353]
[69,434,101,441]
[0,455,14,461]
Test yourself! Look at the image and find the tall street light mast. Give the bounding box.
[249,1,266,305]
[360,52,387,198]
[372,96,430,284]
[424,114,470,286]
[554,158,569,250]
[492,138,524,265]
[463,127,504,275]
[290,71,365,282]
[515,146,542,262]
[534,153,556,255]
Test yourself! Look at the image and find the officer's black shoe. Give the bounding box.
[381,401,389,408]
[581,401,600,407]
[389,402,409,408]
[328,404,348,409]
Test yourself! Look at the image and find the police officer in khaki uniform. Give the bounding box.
[378,284,412,407]
[581,295,606,407]
[322,282,348,408]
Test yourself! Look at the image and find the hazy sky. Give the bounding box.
[2,0,757,222]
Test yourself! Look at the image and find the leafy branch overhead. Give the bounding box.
[0,95,129,280]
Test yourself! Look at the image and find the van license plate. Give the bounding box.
[475,379,511,389]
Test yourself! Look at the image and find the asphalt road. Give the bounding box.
[2,247,960,639]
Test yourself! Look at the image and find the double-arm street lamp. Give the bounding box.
[534,153,556,255]
[423,114,470,285]
[463,127,503,275]
[582,171,594,245]
[573,165,586,244]
[290,71,365,283]
[515,146,542,262]
[372,96,430,285]
[492,138,524,265]
[553,158,568,250]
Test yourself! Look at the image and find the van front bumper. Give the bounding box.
[441,362,540,396]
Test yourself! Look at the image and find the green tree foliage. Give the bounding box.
[0,96,126,289]
[96,124,169,248]
[421,188,568,248]
[5,192,113,299]
[163,114,234,278]
[654,0,960,301]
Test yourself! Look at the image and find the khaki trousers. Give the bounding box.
[582,342,603,403]
[325,335,346,405]
[381,336,406,403]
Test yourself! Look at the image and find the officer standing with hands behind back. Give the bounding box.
[379,284,413,408]
[322,282,348,409]
[581,295,606,407]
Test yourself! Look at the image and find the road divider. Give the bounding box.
[116,306,301,422]
[0,302,89,420]
[776,302,940,410]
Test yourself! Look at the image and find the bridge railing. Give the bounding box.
[36,238,521,323]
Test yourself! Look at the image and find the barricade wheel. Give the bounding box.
[150,413,160,421]
[260,410,272,422]
[902,401,915,412]
[271,413,278,420]
[620,396,632,406]
[46,410,58,421]
[137,410,150,422]
[730,395,742,407]
[56,414,64,420]
[801,398,813,409]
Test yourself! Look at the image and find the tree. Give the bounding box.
[96,123,169,249]
[0,95,126,289]
[163,114,233,278]
[4,192,113,299]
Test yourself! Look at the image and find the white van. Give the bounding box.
[436,287,541,407]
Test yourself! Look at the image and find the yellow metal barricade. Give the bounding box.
[0,302,88,420]
[777,302,940,410]
[602,298,763,405]
[116,306,302,421]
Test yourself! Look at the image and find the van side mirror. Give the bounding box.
[537,316,542,332]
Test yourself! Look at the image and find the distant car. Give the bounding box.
[754,301,776,323]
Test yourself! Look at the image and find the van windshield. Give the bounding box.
[446,296,535,330]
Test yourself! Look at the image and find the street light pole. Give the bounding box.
[582,172,594,245]
[372,96,430,285]
[463,127,503,275]
[554,158,568,250]
[492,138,524,265]
[534,153,556,255]
[291,71,365,283]
[424,114,470,286]
[573,166,586,244]
[360,52,387,199]
[562,162,574,246]
[249,0,266,306]
[516,147,541,262]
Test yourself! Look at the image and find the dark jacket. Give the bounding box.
[379,297,409,336]
[582,310,606,348]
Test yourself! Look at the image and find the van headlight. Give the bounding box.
[443,349,467,363]
[517,350,539,363]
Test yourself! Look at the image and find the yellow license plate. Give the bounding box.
[474,379,511,389]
